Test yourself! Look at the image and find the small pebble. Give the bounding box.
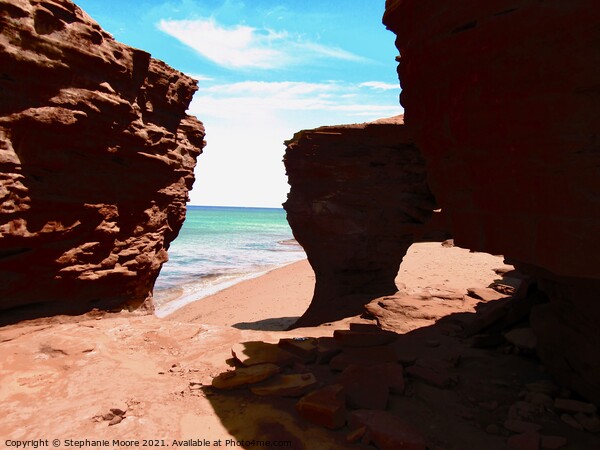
[110,407,127,416]
[108,415,123,426]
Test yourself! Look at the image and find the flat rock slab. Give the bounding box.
[278,338,318,363]
[540,435,568,449]
[329,346,397,371]
[349,410,427,450]
[315,337,342,364]
[232,341,297,367]
[559,414,583,430]
[467,287,510,302]
[349,323,384,332]
[250,373,317,397]
[490,283,517,296]
[296,384,347,430]
[406,365,454,388]
[413,286,464,301]
[463,297,513,337]
[553,398,597,415]
[365,295,465,334]
[573,412,600,433]
[338,363,405,409]
[507,431,540,450]
[526,380,559,395]
[333,329,398,348]
[504,419,542,433]
[212,363,280,390]
[494,266,515,276]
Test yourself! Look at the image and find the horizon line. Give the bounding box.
[187,203,286,210]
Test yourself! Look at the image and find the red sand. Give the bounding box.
[2,243,597,449]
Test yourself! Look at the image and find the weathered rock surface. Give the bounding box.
[212,364,280,390]
[384,0,600,404]
[349,410,427,450]
[0,0,205,324]
[250,373,317,397]
[296,384,347,430]
[338,363,405,409]
[284,116,447,327]
[232,341,298,367]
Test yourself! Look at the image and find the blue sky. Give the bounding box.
[77,0,403,207]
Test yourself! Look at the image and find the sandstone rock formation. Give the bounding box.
[0,0,205,324]
[384,0,600,403]
[284,117,446,327]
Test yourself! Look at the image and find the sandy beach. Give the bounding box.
[2,242,598,449]
[165,260,316,330]
[166,242,508,330]
[3,1,598,448]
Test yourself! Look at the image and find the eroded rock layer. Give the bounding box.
[0,0,205,324]
[384,1,600,403]
[284,117,445,327]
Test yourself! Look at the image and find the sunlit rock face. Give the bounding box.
[384,0,600,403]
[284,117,446,328]
[0,0,205,324]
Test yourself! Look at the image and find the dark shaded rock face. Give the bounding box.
[384,1,600,403]
[284,117,445,327]
[0,0,205,324]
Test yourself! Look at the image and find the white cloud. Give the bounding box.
[187,73,214,81]
[203,81,334,96]
[186,79,403,207]
[158,18,363,70]
[192,80,401,119]
[360,81,399,90]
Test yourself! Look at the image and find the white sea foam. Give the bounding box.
[152,206,305,316]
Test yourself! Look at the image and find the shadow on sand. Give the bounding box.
[232,317,300,331]
[202,298,600,450]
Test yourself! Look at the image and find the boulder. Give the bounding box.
[349,410,427,450]
[384,0,600,404]
[0,0,204,324]
[295,384,347,430]
[338,363,405,409]
[284,116,448,327]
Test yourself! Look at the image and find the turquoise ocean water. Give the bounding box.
[153,205,306,317]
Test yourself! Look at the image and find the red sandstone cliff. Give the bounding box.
[284,117,447,327]
[384,0,600,404]
[0,0,205,324]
